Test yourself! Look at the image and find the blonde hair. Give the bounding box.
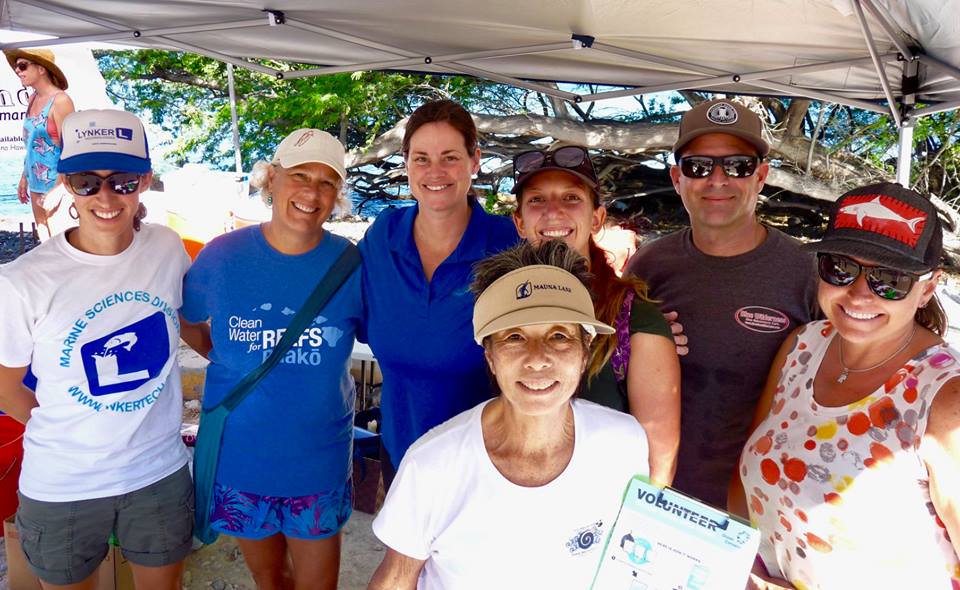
[249,160,352,218]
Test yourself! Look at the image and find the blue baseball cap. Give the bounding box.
[58,109,151,174]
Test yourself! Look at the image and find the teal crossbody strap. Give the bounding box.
[218,243,360,412]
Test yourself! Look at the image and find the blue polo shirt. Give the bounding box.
[359,201,518,467]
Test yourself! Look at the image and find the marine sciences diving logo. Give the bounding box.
[516,280,532,299]
[706,102,738,125]
[80,312,169,396]
[836,194,926,247]
[75,125,134,141]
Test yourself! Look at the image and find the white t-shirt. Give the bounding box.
[0,224,191,501]
[373,399,649,590]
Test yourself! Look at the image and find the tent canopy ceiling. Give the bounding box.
[2,0,959,118]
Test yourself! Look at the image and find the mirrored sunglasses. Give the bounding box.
[678,155,759,179]
[513,146,596,183]
[817,253,933,301]
[66,172,143,197]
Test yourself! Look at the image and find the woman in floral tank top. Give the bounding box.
[3,48,74,240]
[734,183,960,590]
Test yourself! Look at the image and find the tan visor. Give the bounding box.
[473,265,615,344]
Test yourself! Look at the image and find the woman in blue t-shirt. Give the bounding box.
[181,129,361,590]
[359,100,518,487]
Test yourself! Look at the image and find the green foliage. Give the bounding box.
[95,49,513,169]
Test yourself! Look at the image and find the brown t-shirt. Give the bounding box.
[627,226,819,508]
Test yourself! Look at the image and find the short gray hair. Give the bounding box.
[249,160,352,218]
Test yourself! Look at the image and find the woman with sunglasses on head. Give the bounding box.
[732,183,960,590]
[511,145,680,485]
[4,48,75,240]
[180,129,361,590]
[359,99,517,489]
[0,110,192,590]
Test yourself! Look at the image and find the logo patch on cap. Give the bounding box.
[116,127,133,141]
[835,194,927,247]
[706,102,738,125]
[294,130,315,147]
[516,281,532,299]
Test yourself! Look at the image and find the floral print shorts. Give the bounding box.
[209,479,352,539]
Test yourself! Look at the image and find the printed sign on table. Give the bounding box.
[591,477,759,590]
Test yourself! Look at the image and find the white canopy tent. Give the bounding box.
[2,0,959,184]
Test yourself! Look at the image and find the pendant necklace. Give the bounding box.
[836,325,917,384]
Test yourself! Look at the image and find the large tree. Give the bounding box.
[97,50,959,225]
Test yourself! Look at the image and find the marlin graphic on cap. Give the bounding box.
[839,197,924,233]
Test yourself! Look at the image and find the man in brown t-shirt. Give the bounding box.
[627,99,819,508]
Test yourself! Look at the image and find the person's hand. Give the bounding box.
[663,310,688,356]
[17,175,28,204]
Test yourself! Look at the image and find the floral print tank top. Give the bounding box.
[739,320,960,590]
[22,93,63,194]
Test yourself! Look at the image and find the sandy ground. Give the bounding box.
[181,511,383,590]
[4,213,960,589]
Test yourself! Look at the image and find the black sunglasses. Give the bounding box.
[513,146,597,184]
[14,61,32,72]
[678,155,759,179]
[66,172,143,197]
[817,253,933,301]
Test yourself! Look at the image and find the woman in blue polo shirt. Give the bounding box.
[359,99,517,486]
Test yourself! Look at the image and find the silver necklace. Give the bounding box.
[837,325,917,384]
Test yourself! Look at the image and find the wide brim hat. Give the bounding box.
[4,48,68,90]
[473,264,614,343]
[801,182,942,274]
[674,98,769,158]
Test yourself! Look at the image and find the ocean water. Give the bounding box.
[0,158,26,217]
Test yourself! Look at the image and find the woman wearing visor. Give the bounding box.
[733,183,960,589]
[511,145,680,485]
[0,110,192,590]
[368,240,649,589]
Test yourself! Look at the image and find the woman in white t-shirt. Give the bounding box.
[369,240,650,590]
[0,110,192,590]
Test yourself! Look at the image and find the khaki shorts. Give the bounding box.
[16,464,193,585]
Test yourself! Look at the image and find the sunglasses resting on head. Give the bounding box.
[513,146,597,183]
[817,253,934,301]
[66,172,143,196]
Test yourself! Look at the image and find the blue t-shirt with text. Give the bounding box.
[182,226,362,496]
[359,201,518,467]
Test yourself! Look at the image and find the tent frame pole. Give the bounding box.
[582,54,896,102]
[896,58,919,186]
[851,0,901,126]
[860,0,915,59]
[4,0,278,75]
[589,43,890,114]
[282,42,574,79]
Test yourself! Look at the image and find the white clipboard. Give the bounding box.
[591,476,759,590]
